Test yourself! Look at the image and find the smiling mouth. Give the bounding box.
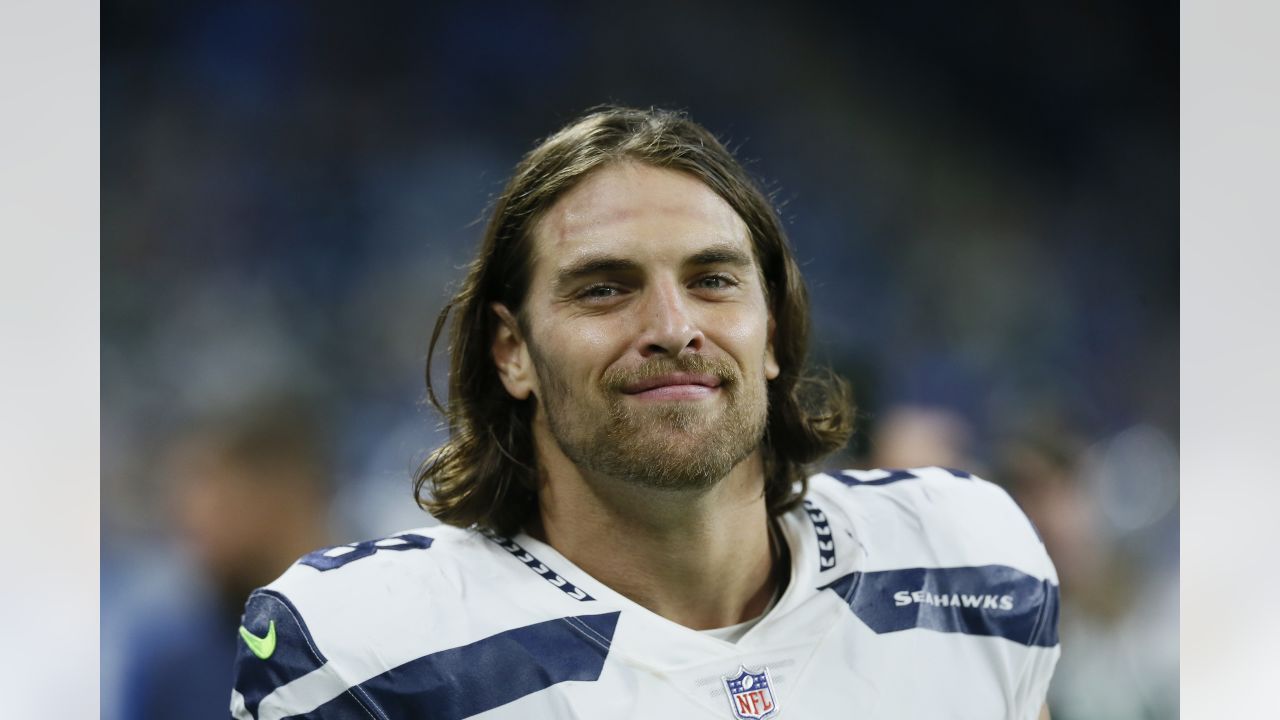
[621,373,722,400]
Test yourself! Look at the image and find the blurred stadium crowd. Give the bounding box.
[102,2,1177,718]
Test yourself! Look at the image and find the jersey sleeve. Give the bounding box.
[1015,636,1060,720]
[815,466,1060,584]
[951,471,1061,718]
[227,530,441,719]
[229,589,329,720]
[1002,479,1061,720]
[924,469,1062,716]
[811,466,1062,716]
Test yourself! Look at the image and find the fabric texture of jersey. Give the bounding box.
[230,466,1060,719]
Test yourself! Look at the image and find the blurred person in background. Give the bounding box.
[996,427,1178,720]
[120,396,334,720]
[868,404,982,474]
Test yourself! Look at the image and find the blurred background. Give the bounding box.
[101,2,1177,719]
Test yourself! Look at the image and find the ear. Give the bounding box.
[764,314,780,380]
[491,303,536,400]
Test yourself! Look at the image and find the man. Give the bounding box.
[230,106,1059,719]
[120,396,334,720]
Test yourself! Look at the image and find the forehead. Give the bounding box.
[531,162,751,271]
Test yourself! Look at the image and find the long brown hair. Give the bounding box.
[416,106,853,535]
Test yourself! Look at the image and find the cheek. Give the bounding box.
[534,315,628,386]
[568,321,619,353]
[713,311,774,372]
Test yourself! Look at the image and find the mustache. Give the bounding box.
[601,355,738,393]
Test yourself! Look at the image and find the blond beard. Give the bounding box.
[530,351,769,491]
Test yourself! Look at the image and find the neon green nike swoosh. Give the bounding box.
[239,620,277,660]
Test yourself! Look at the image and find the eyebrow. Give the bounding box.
[553,256,643,292]
[686,243,754,270]
[552,242,755,292]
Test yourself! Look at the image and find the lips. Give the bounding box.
[620,372,722,395]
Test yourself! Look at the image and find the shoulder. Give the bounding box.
[806,465,1027,529]
[805,466,1056,582]
[229,524,498,719]
[269,524,467,598]
[254,523,485,630]
[800,467,1060,658]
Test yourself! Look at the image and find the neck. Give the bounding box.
[529,430,781,630]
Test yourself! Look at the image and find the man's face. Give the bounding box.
[496,162,780,491]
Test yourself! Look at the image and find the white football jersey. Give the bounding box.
[230,467,1059,719]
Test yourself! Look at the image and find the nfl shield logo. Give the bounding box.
[721,665,779,719]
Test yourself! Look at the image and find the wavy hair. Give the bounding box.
[416,106,853,535]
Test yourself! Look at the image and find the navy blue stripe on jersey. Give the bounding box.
[302,611,621,720]
[821,565,1060,647]
[299,533,434,572]
[835,467,972,487]
[483,531,596,601]
[802,500,837,571]
[234,590,330,720]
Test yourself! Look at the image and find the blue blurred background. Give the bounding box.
[101,2,1177,718]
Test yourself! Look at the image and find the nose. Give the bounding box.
[636,281,704,358]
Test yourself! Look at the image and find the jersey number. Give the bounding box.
[299,533,434,572]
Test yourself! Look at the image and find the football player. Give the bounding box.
[231,106,1058,720]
